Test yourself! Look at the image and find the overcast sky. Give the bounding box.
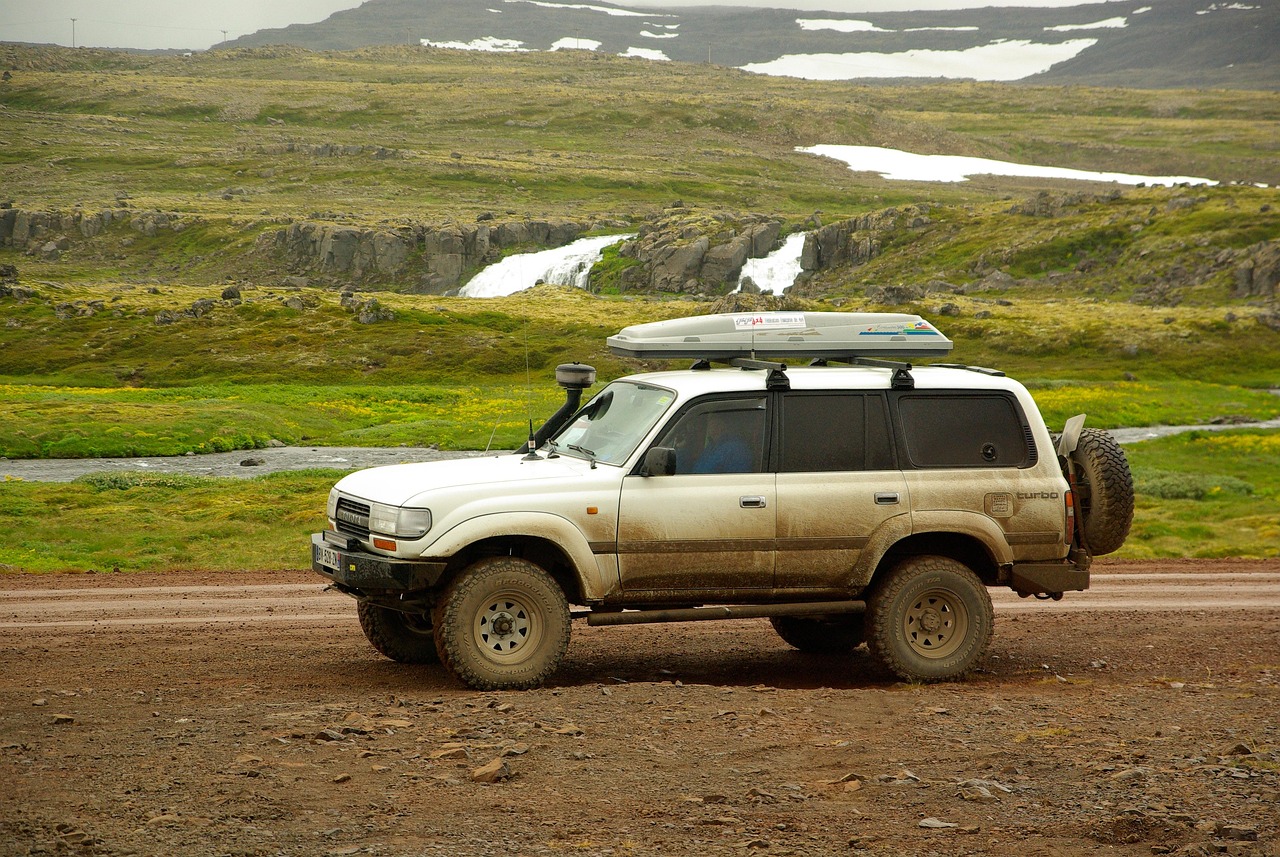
[1,0,1117,51]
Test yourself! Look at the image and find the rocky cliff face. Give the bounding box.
[615,207,783,294]
[257,218,585,293]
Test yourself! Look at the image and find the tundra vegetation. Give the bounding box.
[0,45,1277,570]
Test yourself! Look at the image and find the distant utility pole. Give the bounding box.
[221,30,229,44]
[70,18,77,49]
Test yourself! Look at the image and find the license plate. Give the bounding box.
[319,546,342,571]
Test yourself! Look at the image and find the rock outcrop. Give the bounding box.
[1232,239,1280,299]
[257,218,585,293]
[615,207,782,294]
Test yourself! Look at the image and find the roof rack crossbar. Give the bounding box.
[816,355,917,390]
[688,356,791,390]
[930,363,1006,377]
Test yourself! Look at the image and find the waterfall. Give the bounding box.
[460,234,633,298]
[736,232,806,295]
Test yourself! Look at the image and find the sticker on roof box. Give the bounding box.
[858,320,938,336]
[732,313,808,331]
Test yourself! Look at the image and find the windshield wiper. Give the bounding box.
[567,443,597,460]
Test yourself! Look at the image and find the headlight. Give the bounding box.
[368,503,432,539]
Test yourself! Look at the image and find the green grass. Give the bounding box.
[1,430,1274,573]
[1118,429,1280,559]
[0,470,339,573]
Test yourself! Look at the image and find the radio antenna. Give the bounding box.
[522,316,539,459]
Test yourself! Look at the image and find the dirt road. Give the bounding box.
[2,561,1278,856]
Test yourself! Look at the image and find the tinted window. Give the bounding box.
[653,397,767,474]
[897,394,1031,468]
[779,393,895,472]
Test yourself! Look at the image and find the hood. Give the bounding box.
[334,453,591,507]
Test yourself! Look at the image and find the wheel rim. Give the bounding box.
[903,587,969,660]
[472,589,543,664]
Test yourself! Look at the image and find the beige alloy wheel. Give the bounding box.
[867,555,994,682]
[435,556,571,691]
[902,586,969,660]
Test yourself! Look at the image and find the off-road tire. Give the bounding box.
[866,556,994,682]
[356,602,439,664]
[1071,428,1134,556]
[770,614,865,653]
[434,556,571,691]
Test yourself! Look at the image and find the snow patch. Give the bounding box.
[460,235,634,298]
[797,18,893,32]
[422,36,527,52]
[620,47,670,60]
[1045,16,1127,30]
[742,39,1096,82]
[903,26,980,31]
[800,144,1218,187]
[504,0,676,18]
[641,30,679,39]
[551,36,602,50]
[1195,2,1259,11]
[1133,5,1153,12]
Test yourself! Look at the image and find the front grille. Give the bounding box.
[334,496,371,539]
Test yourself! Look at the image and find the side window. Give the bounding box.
[653,397,767,475]
[778,393,895,472]
[897,394,1032,468]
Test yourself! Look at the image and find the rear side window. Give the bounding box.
[897,394,1033,468]
[778,393,895,472]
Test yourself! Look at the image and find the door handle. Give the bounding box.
[740,495,767,509]
[874,492,900,505]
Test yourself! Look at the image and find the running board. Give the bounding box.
[582,600,865,627]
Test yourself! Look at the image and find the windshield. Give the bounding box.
[549,381,675,466]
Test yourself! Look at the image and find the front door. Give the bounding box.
[616,396,773,599]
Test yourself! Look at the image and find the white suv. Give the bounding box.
[311,312,1132,689]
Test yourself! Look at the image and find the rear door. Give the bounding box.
[773,392,908,593]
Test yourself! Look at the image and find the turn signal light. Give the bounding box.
[372,537,397,551]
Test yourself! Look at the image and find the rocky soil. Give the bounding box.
[2,564,1278,857]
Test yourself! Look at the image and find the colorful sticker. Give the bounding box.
[858,321,939,336]
[732,313,808,331]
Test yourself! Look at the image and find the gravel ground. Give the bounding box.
[1,565,1278,857]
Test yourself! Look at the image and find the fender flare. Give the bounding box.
[419,511,611,601]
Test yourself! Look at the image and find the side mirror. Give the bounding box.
[639,447,677,477]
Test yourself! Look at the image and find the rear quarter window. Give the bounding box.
[896,393,1035,468]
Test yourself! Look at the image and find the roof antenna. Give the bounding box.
[521,316,541,461]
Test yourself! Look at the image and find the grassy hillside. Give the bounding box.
[1,44,1277,569]
[2,44,1277,224]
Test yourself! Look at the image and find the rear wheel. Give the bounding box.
[1070,428,1134,556]
[357,602,438,664]
[770,614,865,653]
[866,556,993,682]
[434,557,571,690]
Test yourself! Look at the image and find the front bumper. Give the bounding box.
[310,532,447,594]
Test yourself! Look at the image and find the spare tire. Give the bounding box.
[1070,428,1134,555]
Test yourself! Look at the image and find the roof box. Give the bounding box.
[607,311,953,361]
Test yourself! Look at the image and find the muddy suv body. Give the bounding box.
[311,312,1132,689]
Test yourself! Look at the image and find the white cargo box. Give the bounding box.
[607,311,953,361]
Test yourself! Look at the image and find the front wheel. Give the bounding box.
[866,556,993,682]
[357,602,439,664]
[770,614,865,653]
[434,557,571,690]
